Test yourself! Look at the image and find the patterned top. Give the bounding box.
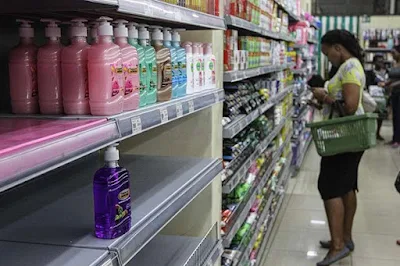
[323,58,365,120]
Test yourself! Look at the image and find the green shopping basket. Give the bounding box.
[307,113,378,156]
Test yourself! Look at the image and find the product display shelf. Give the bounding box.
[0,155,223,266]
[0,0,226,30]
[223,85,294,139]
[223,63,295,83]
[0,89,223,193]
[128,223,223,266]
[222,107,294,193]
[0,241,119,266]
[274,0,300,21]
[292,43,307,49]
[235,149,292,266]
[292,105,309,121]
[222,132,291,248]
[292,133,312,176]
[307,38,318,44]
[364,48,392,53]
[225,15,295,43]
[291,67,308,75]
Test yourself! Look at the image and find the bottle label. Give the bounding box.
[162,63,172,86]
[109,171,131,229]
[139,63,147,97]
[172,62,179,85]
[149,64,157,94]
[123,62,139,96]
[111,62,124,97]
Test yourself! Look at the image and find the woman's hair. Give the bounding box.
[321,29,364,64]
[393,45,400,53]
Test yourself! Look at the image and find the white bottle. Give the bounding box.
[182,41,194,94]
[192,42,202,92]
[204,43,216,90]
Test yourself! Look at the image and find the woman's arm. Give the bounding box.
[342,83,361,115]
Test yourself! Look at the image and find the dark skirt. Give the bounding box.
[318,151,364,200]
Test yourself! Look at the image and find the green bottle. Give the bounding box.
[138,24,157,105]
[127,22,146,107]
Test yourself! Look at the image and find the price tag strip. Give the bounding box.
[131,116,142,134]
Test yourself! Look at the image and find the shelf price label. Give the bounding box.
[131,116,142,134]
[188,100,195,113]
[160,107,169,124]
[176,103,183,118]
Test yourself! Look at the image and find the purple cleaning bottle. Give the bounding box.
[93,144,131,239]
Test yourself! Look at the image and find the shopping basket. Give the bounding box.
[307,113,378,156]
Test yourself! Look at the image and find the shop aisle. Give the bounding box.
[261,124,400,266]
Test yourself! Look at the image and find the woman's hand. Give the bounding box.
[312,87,327,102]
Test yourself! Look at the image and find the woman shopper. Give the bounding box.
[387,46,400,147]
[311,30,365,266]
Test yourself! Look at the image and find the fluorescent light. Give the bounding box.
[310,220,326,225]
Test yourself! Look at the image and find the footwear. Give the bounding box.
[397,240,400,246]
[319,240,355,251]
[392,142,400,148]
[316,246,351,266]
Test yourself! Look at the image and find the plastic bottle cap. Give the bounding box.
[97,16,113,36]
[163,27,172,41]
[89,22,99,39]
[127,22,139,39]
[150,26,163,41]
[70,18,88,37]
[41,19,61,38]
[16,19,34,38]
[172,28,185,42]
[138,24,150,40]
[204,43,212,54]
[113,19,128,38]
[182,41,193,53]
[104,144,120,162]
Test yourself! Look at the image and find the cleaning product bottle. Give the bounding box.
[163,27,179,99]
[114,19,139,111]
[192,42,202,92]
[171,29,186,97]
[204,43,216,90]
[89,22,99,44]
[37,19,63,114]
[182,41,194,94]
[127,22,147,107]
[200,43,206,90]
[61,18,90,115]
[93,144,131,239]
[9,19,39,114]
[138,24,157,105]
[151,26,172,102]
[88,17,124,115]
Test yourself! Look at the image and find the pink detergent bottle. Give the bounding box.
[88,17,124,116]
[113,20,139,111]
[61,18,90,115]
[37,19,63,114]
[9,19,39,114]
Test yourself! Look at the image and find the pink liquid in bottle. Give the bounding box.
[88,17,124,116]
[113,20,139,111]
[37,19,63,114]
[9,19,39,114]
[61,18,90,115]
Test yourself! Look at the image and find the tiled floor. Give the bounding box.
[262,124,400,266]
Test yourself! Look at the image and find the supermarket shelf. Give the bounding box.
[292,106,309,121]
[118,0,226,29]
[222,135,288,248]
[292,68,308,75]
[0,241,118,266]
[225,15,295,42]
[308,38,318,44]
[0,89,223,193]
[293,43,308,49]
[223,85,293,139]
[129,223,222,266]
[274,0,300,21]
[1,0,226,30]
[0,155,222,265]
[222,107,294,193]
[110,89,224,139]
[237,152,292,266]
[292,135,312,176]
[223,63,294,83]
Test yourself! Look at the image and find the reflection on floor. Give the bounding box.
[262,124,400,266]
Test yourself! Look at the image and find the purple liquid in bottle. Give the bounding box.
[93,145,131,239]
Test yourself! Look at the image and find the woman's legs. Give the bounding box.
[324,197,345,254]
[342,190,357,243]
[377,118,384,140]
[391,94,400,143]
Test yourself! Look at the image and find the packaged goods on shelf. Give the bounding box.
[163,0,219,15]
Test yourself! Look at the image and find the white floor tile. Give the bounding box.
[263,250,351,266]
[352,257,400,266]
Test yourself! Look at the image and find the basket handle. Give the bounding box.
[329,101,346,119]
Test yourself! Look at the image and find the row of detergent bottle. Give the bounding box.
[9,17,216,116]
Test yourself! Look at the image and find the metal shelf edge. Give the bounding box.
[223,63,293,82]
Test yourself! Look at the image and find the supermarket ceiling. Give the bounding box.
[313,0,391,15]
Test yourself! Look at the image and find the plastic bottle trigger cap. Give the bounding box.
[70,18,88,37]
[16,19,34,38]
[113,19,128,38]
[41,18,61,38]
